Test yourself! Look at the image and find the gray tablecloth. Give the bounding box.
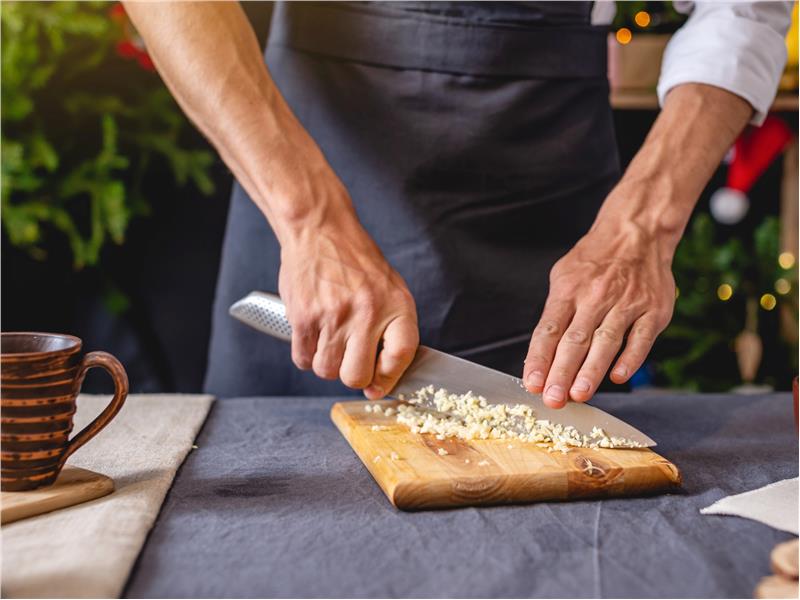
[125,393,797,598]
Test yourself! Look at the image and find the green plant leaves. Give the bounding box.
[1,1,215,269]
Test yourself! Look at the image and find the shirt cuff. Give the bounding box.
[657,12,788,126]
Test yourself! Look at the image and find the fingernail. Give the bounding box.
[571,378,591,393]
[613,365,628,379]
[544,385,564,404]
[526,371,545,389]
[365,385,384,399]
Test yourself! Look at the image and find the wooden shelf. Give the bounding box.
[611,89,799,112]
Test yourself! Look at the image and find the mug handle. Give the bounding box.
[60,351,129,466]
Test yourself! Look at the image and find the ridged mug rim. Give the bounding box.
[0,332,83,359]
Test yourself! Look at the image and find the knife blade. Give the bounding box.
[229,291,656,447]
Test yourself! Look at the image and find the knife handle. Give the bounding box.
[229,291,292,342]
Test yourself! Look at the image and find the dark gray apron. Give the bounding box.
[204,1,620,397]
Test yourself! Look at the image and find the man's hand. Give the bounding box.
[279,205,418,400]
[524,218,675,407]
[523,83,753,407]
[124,2,420,396]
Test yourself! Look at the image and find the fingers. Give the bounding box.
[339,329,381,390]
[364,316,419,400]
[540,307,603,409]
[610,312,667,384]
[290,323,318,371]
[311,327,345,380]
[523,299,573,394]
[568,310,628,402]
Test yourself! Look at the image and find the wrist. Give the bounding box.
[228,121,361,247]
[591,175,690,258]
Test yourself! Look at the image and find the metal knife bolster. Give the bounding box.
[229,291,292,341]
[229,291,657,447]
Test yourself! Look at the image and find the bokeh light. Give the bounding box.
[778,252,796,269]
[634,11,651,28]
[616,28,632,45]
[760,293,777,310]
[716,283,733,301]
[675,287,680,299]
[775,278,791,295]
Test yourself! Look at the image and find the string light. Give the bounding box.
[634,11,651,28]
[778,252,796,269]
[717,283,733,301]
[616,28,632,45]
[775,278,791,295]
[760,293,777,310]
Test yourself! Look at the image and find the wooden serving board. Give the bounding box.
[1,466,114,524]
[331,400,681,510]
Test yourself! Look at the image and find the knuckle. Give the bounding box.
[593,327,620,344]
[589,278,611,300]
[552,366,572,380]
[656,307,674,328]
[313,365,338,380]
[391,287,415,309]
[549,258,568,280]
[580,363,605,378]
[385,342,417,363]
[326,299,351,324]
[632,325,657,343]
[354,287,378,309]
[291,313,316,334]
[524,353,550,366]
[534,320,562,339]
[564,328,590,346]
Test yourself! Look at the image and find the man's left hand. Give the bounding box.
[523,219,676,408]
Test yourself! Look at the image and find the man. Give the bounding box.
[125,1,791,406]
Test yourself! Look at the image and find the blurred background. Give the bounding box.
[2,1,798,394]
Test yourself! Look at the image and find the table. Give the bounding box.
[125,393,797,598]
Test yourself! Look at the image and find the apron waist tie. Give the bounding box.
[269,2,609,79]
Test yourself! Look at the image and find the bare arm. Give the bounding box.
[524,83,752,407]
[124,2,418,397]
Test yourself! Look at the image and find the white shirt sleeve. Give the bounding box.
[657,1,793,125]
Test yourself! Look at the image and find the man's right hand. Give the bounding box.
[278,182,419,399]
[123,2,419,396]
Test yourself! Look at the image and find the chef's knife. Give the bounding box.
[229,291,656,447]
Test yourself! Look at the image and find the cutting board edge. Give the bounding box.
[331,402,403,506]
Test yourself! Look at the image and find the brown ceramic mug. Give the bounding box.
[1,332,128,491]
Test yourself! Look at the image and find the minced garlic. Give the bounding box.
[396,385,641,453]
[390,452,400,461]
[437,448,449,456]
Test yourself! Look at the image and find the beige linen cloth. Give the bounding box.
[701,477,799,535]
[1,393,214,598]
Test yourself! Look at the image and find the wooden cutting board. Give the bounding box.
[331,400,681,510]
[1,466,114,524]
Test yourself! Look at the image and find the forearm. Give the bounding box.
[123,1,357,246]
[593,83,753,256]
